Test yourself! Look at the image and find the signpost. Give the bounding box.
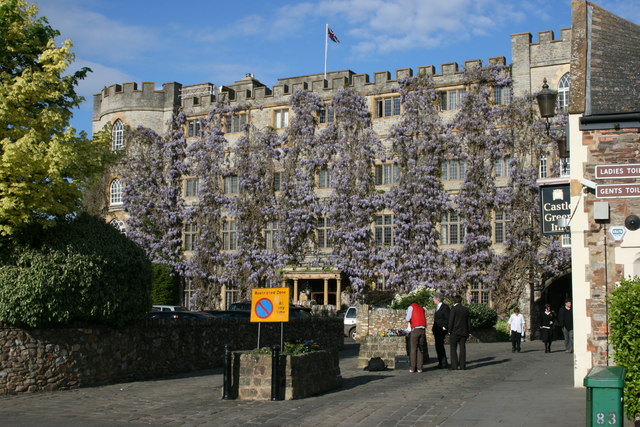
[595,164,640,179]
[251,288,290,350]
[596,183,640,199]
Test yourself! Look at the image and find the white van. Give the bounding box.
[344,306,357,340]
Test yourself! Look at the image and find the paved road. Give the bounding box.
[0,340,589,426]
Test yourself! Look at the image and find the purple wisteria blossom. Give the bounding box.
[122,112,188,274]
[384,73,451,293]
[324,88,381,295]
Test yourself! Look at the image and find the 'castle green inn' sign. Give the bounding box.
[540,184,571,235]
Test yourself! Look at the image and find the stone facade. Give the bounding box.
[0,317,342,395]
[232,350,342,400]
[93,26,573,329]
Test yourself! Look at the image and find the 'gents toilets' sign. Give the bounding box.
[540,184,571,235]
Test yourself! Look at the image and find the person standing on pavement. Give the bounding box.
[406,301,427,373]
[432,292,450,369]
[557,299,573,353]
[447,294,470,370]
[540,304,555,353]
[507,308,526,353]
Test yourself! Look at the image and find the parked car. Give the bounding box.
[344,306,357,340]
[228,302,251,311]
[204,310,250,319]
[146,311,212,319]
[151,305,188,312]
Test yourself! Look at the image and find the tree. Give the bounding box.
[0,0,110,236]
[384,73,450,292]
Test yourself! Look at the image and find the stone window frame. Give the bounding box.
[316,216,332,249]
[109,178,123,206]
[274,108,289,129]
[557,73,570,111]
[225,113,248,133]
[374,163,400,186]
[112,119,124,151]
[187,118,202,138]
[185,177,199,197]
[317,167,333,189]
[374,95,401,118]
[494,210,508,244]
[222,219,238,251]
[109,218,126,234]
[441,159,466,181]
[374,213,395,247]
[184,222,197,251]
[319,104,335,124]
[264,219,280,250]
[440,210,465,246]
[223,175,239,194]
[439,88,467,111]
[539,152,548,179]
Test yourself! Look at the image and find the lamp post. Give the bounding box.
[536,78,558,134]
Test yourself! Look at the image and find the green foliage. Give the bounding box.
[0,0,112,236]
[495,320,510,341]
[468,303,498,330]
[363,290,395,307]
[0,214,152,327]
[151,263,180,305]
[609,277,640,419]
[390,286,435,310]
[250,340,321,355]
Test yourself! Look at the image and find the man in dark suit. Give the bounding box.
[432,292,450,368]
[448,294,471,370]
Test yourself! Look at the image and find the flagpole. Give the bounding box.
[324,23,328,81]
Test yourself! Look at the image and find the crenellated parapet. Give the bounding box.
[511,28,571,97]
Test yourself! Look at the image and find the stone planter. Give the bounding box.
[231,350,342,400]
[358,335,409,369]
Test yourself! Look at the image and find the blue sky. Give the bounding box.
[35,0,640,136]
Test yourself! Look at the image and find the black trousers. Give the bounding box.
[511,331,522,351]
[409,328,425,371]
[433,327,447,365]
[449,333,467,370]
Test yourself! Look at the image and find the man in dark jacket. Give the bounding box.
[558,299,573,353]
[448,294,471,370]
[432,292,450,368]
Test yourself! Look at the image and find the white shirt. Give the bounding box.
[508,313,526,334]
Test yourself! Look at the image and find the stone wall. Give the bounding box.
[354,304,407,339]
[0,317,342,395]
[232,350,342,400]
[358,335,408,369]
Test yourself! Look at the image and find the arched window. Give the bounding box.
[557,73,570,111]
[109,218,126,233]
[110,179,123,206]
[112,120,124,150]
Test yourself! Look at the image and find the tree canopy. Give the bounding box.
[0,0,111,237]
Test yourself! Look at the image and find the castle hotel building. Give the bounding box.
[92,1,640,388]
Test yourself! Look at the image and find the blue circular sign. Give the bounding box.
[255,298,273,319]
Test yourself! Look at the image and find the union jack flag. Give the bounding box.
[327,27,340,43]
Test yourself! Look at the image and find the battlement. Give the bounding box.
[511,28,571,46]
[95,56,509,118]
[93,81,181,121]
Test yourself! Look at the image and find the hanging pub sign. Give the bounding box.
[540,184,571,235]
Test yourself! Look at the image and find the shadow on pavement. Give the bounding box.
[467,358,511,369]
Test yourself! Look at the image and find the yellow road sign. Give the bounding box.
[250,288,290,322]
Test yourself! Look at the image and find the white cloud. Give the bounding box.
[73,59,137,100]
[37,1,161,63]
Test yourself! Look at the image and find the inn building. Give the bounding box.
[93,0,640,388]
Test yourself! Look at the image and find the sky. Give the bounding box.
[34,0,640,136]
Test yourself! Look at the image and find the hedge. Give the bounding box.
[0,214,152,327]
[609,276,640,421]
[151,263,180,305]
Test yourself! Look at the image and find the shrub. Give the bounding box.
[468,303,498,330]
[151,263,180,305]
[390,286,435,310]
[0,214,152,327]
[363,290,395,307]
[495,320,510,341]
[609,276,640,421]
